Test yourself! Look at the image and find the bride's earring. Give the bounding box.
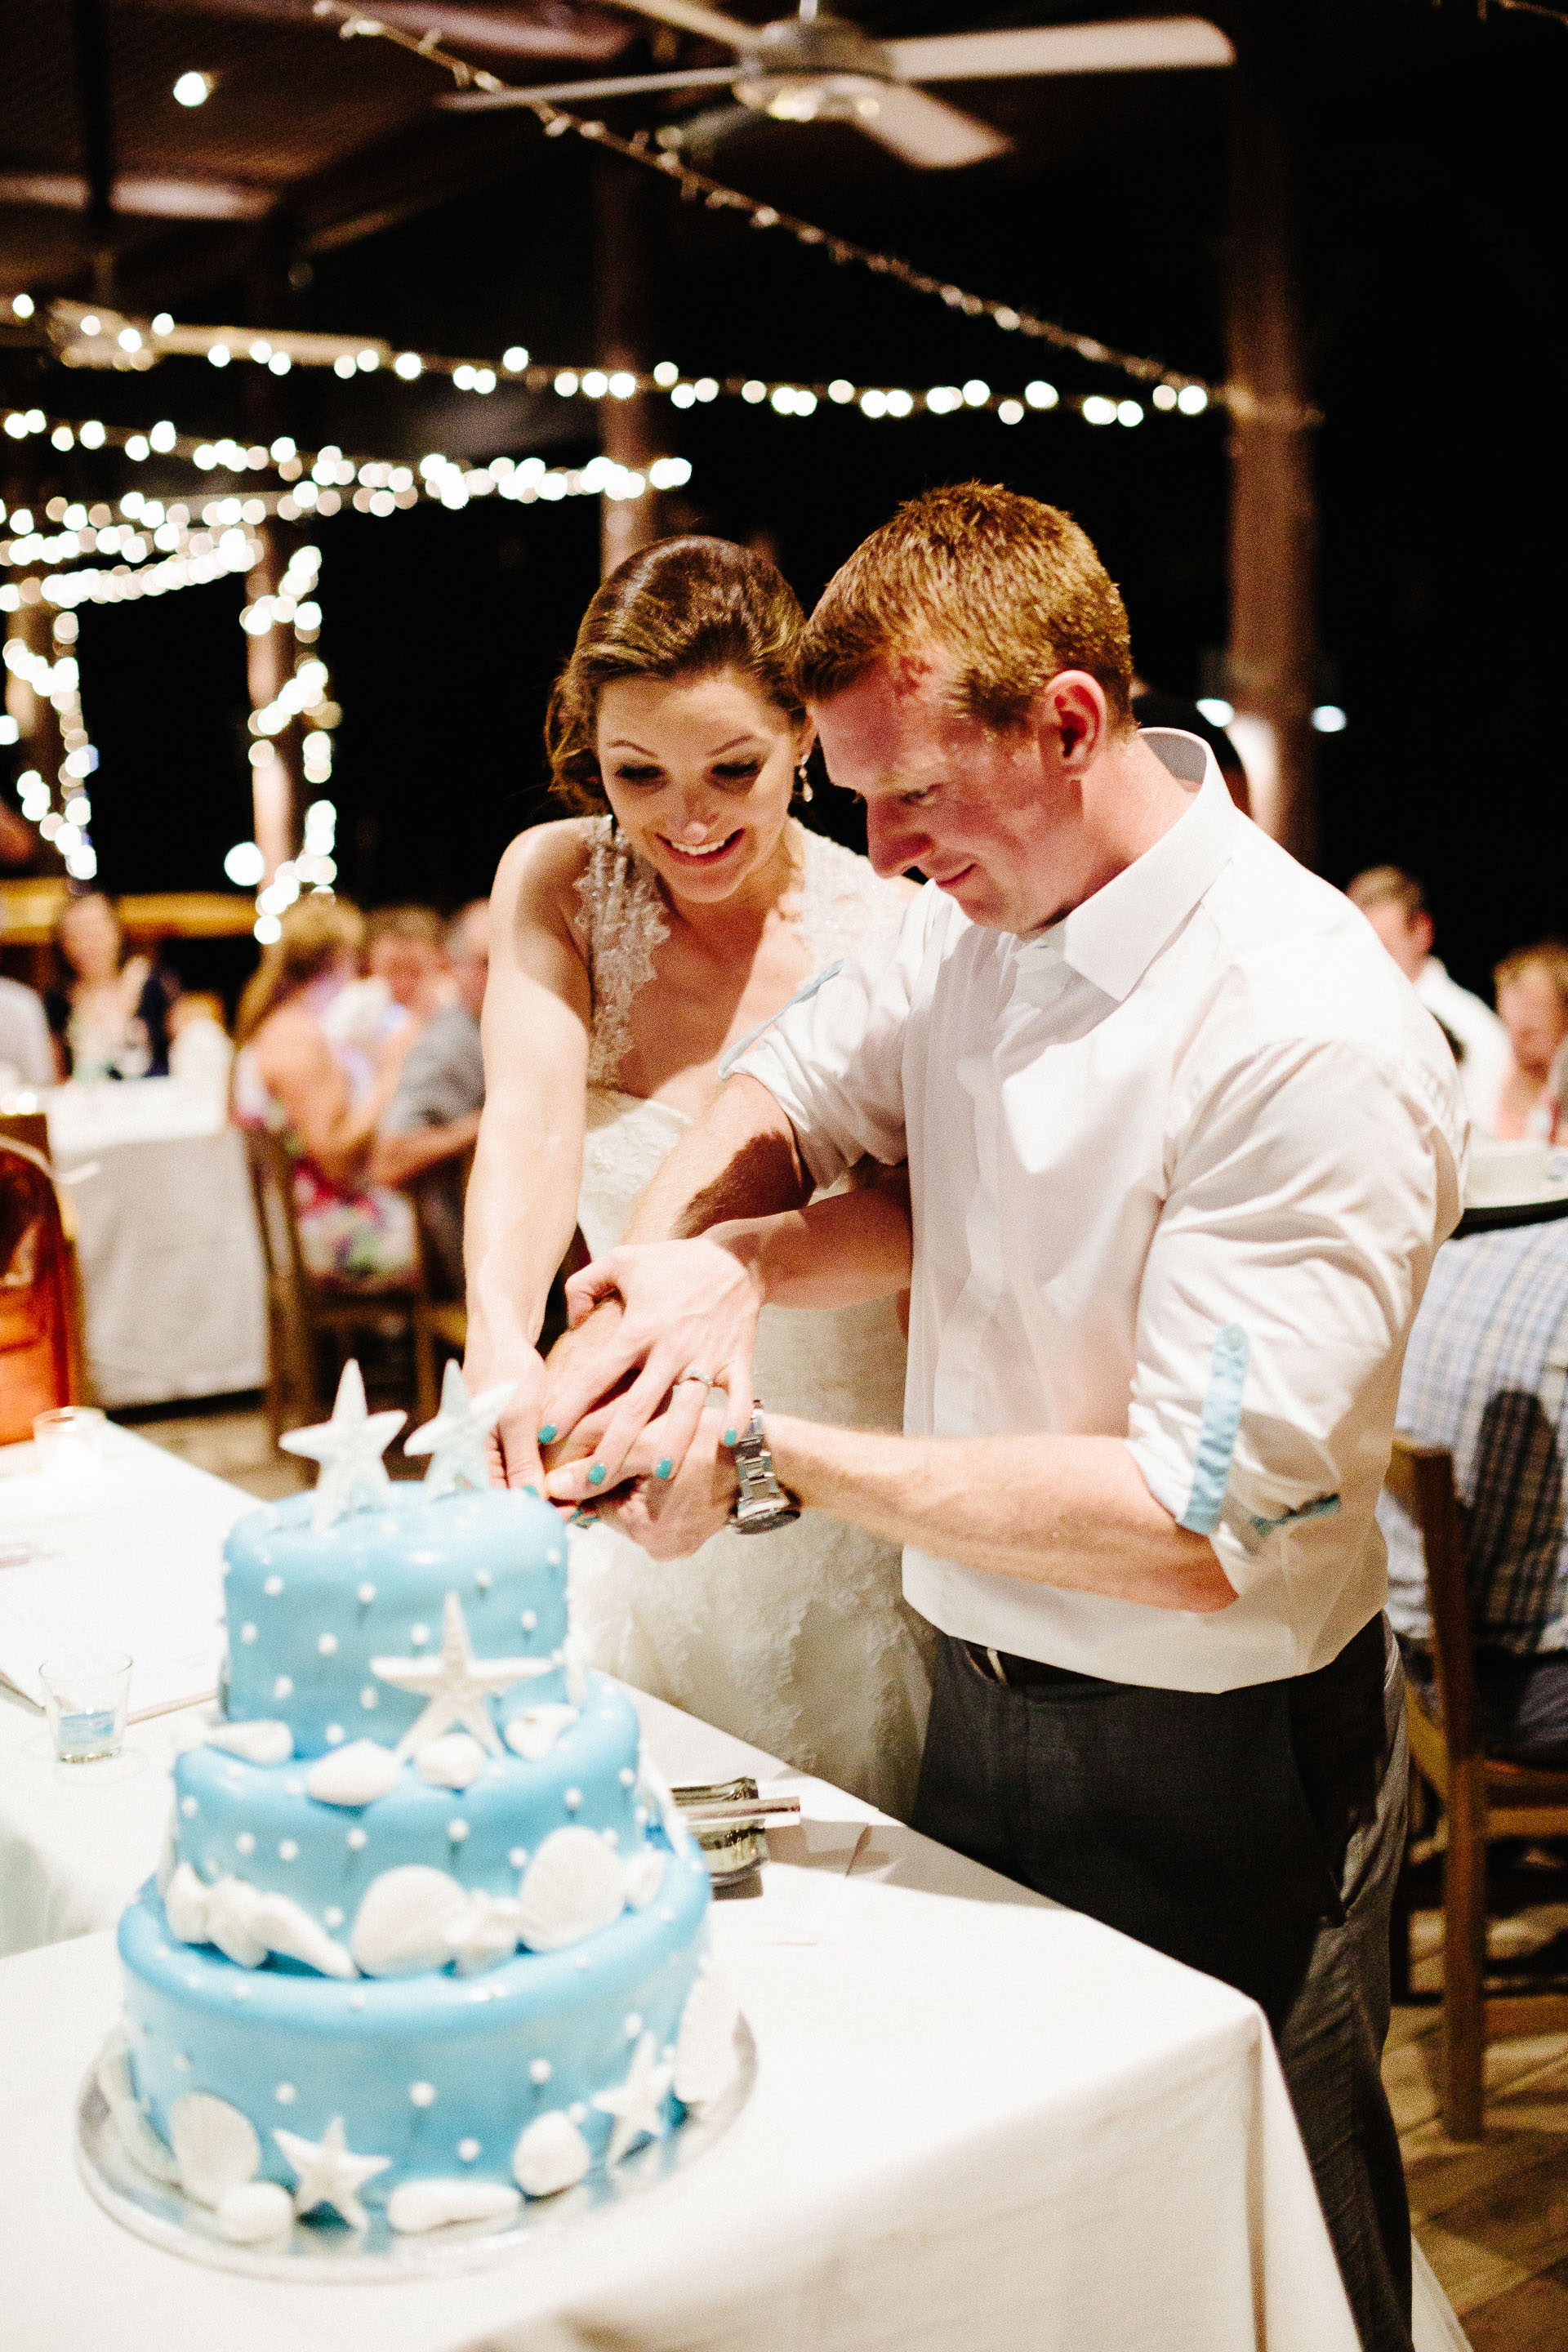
[795,755,813,804]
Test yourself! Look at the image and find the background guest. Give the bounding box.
[232,895,416,1285]
[365,905,452,1027]
[372,898,489,1292]
[1348,865,1510,1134]
[47,891,178,1080]
[0,966,54,1090]
[1383,1215,1568,1766]
[1493,942,1568,1141]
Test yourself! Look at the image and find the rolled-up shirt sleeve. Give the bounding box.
[1125,1035,1464,1597]
[733,891,929,1187]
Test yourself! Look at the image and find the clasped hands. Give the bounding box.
[535,1237,765,1558]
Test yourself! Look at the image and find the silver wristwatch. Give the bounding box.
[727,1405,801,1535]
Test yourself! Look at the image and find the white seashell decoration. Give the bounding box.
[305,1740,402,1807]
[511,2111,591,2198]
[674,1960,741,2107]
[204,1719,294,1767]
[502,1705,578,1763]
[350,1865,471,1977]
[514,1828,626,1953]
[445,1889,523,1975]
[204,1877,270,1969]
[163,1861,212,1945]
[216,2180,296,2243]
[415,1731,488,1790]
[252,1891,357,1980]
[386,2178,521,2234]
[167,2091,262,2207]
[94,2033,180,2187]
[155,1798,177,1895]
[622,1847,666,1912]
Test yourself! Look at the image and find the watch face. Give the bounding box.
[731,1494,802,1535]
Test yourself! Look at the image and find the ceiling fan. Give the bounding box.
[441,4,1235,171]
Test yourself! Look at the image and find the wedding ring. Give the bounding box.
[676,1370,714,1389]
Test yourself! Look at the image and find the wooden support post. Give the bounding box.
[1223,16,1318,861]
[595,155,662,580]
[244,523,301,884]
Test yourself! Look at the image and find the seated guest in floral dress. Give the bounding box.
[232,896,417,1285]
[1383,1214,1568,1764]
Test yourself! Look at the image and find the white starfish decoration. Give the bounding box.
[374,1590,555,1760]
[403,1361,516,1499]
[592,2031,675,2167]
[278,1361,407,1535]
[272,2114,390,2231]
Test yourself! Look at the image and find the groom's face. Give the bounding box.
[813,653,1100,935]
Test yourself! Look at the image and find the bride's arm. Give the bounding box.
[464,824,593,1489]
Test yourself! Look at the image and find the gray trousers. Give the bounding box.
[911,1614,1412,2352]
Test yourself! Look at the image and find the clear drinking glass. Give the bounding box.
[32,1405,108,1484]
[39,1650,132,1764]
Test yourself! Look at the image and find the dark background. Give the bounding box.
[6,0,1566,1004]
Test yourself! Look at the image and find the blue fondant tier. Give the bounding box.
[172,1676,648,1931]
[223,1486,568,1758]
[119,1832,711,2201]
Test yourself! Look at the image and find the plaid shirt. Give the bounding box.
[1382,1218,1568,1653]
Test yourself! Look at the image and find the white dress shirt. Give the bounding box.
[0,977,55,1089]
[1415,957,1510,1138]
[738,733,1466,1693]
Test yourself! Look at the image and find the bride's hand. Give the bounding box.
[463,1300,551,1494]
[541,1239,764,1493]
[546,1406,737,1558]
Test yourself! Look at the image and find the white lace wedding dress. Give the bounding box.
[567,818,935,1819]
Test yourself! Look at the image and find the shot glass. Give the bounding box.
[33,1405,108,1485]
[39,1650,133,1765]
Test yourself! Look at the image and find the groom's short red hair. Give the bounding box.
[797,483,1135,731]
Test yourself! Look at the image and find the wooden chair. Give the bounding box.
[1389,1435,1568,2137]
[243,1126,441,1443]
[0,1138,78,1442]
[0,1113,90,1404]
[406,1140,474,1359]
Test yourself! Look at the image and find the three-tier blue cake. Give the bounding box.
[97,1363,736,2245]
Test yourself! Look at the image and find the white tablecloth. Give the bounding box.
[0,1432,1379,2350]
[43,1080,266,1407]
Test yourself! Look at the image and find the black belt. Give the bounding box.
[957,1639,1104,1690]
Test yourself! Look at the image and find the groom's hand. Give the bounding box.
[541,1238,764,1493]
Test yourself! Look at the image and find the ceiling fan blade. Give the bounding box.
[604,0,754,49]
[885,18,1235,84]
[855,84,1009,170]
[440,65,738,109]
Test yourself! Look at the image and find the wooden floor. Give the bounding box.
[125,1397,1568,2352]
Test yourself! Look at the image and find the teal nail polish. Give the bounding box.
[587,1463,607,1488]
[537,1423,557,1444]
[570,1508,595,1527]
[656,1459,673,1481]
[523,1483,540,1499]
[723,1428,737,1448]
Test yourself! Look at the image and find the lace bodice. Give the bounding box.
[573,816,907,1090]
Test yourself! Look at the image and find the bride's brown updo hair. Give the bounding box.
[545,536,807,812]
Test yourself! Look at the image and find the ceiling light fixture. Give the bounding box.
[173,71,215,108]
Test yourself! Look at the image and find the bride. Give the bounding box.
[465,535,932,1816]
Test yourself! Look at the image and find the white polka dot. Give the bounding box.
[564,1788,581,1812]
[624,2012,643,2038]
[273,1676,292,1700]
[239,1624,257,1645]
[323,1905,344,1928]
[574,1953,589,1971]
[357,1583,376,1605]
[635,1806,648,1829]
[448,1820,469,1843]
[410,1624,430,1647]
[318,1633,338,1657]
[658,1908,675,1924]
[348,1989,365,2010]
[263,1575,283,1597]
[284,1780,303,1797]
[508,1847,528,1869]
[274,2083,296,2105]
[618,1767,635,1788]
[235,1832,255,1856]
[476,1569,492,1590]
[602,1829,619,1847]
[360,1687,378,1710]
[568,2102,587,2125]
[408,2082,436,2108]
[457,2138,480,2163]
[180,1795,198,1818]
[546,1548,562,1567]
[529,2058,551,2084]
[346,1827,367,1851]
[234,1983,251,2002]
[278,1839,298,1861]
[519,1610,537,1632]
[325,1724,345,1746]
[172,2051,192,2072]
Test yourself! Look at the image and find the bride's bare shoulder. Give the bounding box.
[492,817,604,920]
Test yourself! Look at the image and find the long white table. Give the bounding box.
[0,1432,1371,2350]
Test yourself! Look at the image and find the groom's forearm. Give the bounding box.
[623,1074,813,1241]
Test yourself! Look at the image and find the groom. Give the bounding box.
[541,484,1463,2352]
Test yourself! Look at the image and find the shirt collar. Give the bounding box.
[1018,730,1241,1006]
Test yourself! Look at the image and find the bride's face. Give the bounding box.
[595,668,804,905]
